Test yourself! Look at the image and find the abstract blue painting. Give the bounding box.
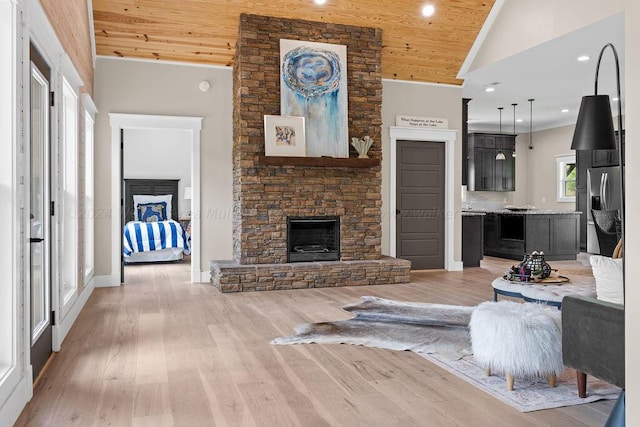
[280,39,348,158]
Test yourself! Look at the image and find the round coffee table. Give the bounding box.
[491,277,596,308]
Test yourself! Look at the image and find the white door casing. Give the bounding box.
[389,126,461,271]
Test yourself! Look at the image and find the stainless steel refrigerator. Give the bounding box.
[587,166,622,254]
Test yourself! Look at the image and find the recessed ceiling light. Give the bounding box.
[577,55,590,62]
[314,0,326,4]
[561,109,569,113]
[485,87,495,93]
[516,119,523,123]
[422,4,435,17]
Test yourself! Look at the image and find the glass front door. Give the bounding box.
[30,47,52,380]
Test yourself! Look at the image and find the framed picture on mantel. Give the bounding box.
[264,115,306,157]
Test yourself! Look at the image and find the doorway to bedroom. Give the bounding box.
[122,128,192,282]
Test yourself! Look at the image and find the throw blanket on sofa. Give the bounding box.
[123,220,190,257]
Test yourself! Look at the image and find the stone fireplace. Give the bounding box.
[210,14,410,292]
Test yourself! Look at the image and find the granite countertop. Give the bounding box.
[463,208,580,215]
[461,211,486,216]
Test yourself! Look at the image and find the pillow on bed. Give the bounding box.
[133,194,173,220]
[137,202,167,222]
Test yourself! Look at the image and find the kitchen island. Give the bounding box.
[465,209,580,261]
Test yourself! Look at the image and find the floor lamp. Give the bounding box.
[570,41,625,427]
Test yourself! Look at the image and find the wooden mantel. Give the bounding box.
[255,156,380,168]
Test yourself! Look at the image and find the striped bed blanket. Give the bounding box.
[123,220,190,257]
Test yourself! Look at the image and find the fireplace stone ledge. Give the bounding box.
[210,257,411,293]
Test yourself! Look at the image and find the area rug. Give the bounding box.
[272,296,621,412]
[272,296,474,360]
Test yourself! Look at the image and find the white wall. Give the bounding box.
[124,128,191,217]
[94,58,234,276]
[381,80,463,260]
[468,0,624,73]
[525,125,576,210]
[95,60,467,275]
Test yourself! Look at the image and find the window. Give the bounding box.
[60,77,78,308]
[83,107,94,282]
[556,154,576,203]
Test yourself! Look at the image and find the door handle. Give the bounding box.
[30,237,44,243]
[600,173,606,210]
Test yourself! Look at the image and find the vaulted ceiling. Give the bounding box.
[92,0,495,85]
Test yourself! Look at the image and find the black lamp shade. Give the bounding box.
[571,95,617,150]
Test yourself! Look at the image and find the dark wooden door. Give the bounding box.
[396,140,445,270]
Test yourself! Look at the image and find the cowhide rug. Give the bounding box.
[272,296,475,360]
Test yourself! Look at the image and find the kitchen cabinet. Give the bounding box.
[576,189,588,252]
[591,149,618,167]
[467,133,516,191]
[463,214,484,267]
[483,213,499,255]
[482,212,579,261]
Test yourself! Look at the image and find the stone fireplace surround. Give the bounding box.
[210,14,410,292]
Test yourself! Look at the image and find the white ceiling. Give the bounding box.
[462,13,625,134]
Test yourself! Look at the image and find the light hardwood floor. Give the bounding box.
[16,256,613,426]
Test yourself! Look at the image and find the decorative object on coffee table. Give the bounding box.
[350,135,374,158]
[504,251,553,282]
[470,301,564,391]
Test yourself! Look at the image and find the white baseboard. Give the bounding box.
[0,375,30,427]
[93,274,121,287]
[200,270,211,283]
[53,279,95,349]
[448,260,464,271]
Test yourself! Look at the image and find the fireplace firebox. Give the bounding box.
[287,216,340,262]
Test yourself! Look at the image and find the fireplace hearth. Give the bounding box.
[287,216,340,262]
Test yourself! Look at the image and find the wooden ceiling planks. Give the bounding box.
[92,0,494,85]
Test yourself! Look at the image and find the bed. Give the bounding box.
[122,179,190,264]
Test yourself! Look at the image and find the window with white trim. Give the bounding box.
[556,154,576,203]
[60,77,78,305]
[83,109,94,282]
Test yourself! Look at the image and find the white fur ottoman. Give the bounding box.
[469,301,564,391]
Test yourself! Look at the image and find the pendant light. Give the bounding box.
[528,99,535,150]
[512,103,517,158]
[496,107,506,160]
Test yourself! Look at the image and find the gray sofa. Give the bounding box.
[561,295,625,397]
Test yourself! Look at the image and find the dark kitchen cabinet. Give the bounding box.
[576,149,591,190]
[483,213,579,260]
[483,213,499,255]
[467,133,516,192]
[591,149,618,167]
[576,189,588,252]
[463,215,484,267]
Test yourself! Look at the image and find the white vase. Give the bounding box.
[351,136,374,159]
